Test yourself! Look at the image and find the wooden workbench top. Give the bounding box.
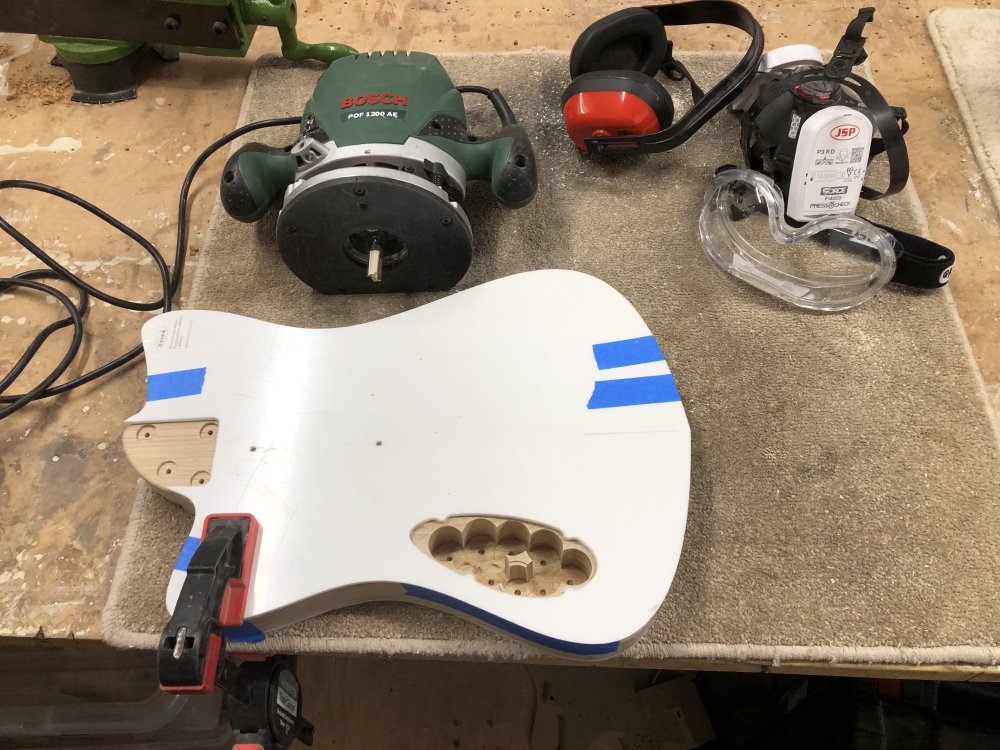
[2,1,997,673]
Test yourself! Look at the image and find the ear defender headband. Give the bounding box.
[562,1,764,153]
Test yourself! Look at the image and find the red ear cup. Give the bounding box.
[561,71,675,151]
[569,8,667,78]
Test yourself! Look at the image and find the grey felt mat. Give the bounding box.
[104,52,1000,665]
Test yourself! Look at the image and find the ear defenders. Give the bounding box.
[562,1,764,153]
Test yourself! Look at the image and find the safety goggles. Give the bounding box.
[699,168,899,312]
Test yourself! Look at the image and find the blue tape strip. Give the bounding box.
[174,536,200,572]
[146,367,206,401]
[225,620,266,644]
[587,374,680,409]
[402,584,620,656]
[592,336,665,370]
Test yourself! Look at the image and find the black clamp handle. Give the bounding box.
[156,516,316,748]
[159,515,256,693]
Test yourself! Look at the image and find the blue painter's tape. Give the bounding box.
[587,374,680,409]
[174,536,200,571]
[402,584,619,656]
[146,367,206,401]
[592,336,665,370]
[225,620,266,644]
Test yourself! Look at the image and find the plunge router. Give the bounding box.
[220,51,538,294]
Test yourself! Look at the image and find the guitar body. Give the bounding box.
[123,270,690,658]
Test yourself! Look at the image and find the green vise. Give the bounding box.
[0,0,355,102]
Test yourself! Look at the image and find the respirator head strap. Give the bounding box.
[825,6,875,79]
[836,73,910,200]
[739,87,795,174]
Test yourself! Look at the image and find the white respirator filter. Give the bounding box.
[785,105,874,221]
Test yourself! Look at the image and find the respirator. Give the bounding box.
[703,7,955,309]
[732,7,908,222]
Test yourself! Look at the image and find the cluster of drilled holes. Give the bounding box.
[426,518,595,593]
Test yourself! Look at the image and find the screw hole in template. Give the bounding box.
[189,471,211,487]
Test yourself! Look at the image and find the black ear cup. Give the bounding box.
[570,8,668,78]
[562,71,675,129]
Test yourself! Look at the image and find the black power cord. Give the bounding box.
[0,116,300,421]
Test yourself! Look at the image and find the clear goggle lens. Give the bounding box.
[699,169,898,312]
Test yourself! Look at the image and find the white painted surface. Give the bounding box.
[126,270,691,656]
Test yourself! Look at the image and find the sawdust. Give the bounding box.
[0,44,16,60]
[5,73,73,105]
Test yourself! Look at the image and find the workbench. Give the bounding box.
[2,0,999,684]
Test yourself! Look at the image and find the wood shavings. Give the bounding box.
[6,74,73,105]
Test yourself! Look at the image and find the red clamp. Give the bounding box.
[158,514,260,694]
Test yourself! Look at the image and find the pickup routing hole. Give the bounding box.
[429,526,462,560]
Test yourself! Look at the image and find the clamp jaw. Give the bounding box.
[159,514,314,749]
